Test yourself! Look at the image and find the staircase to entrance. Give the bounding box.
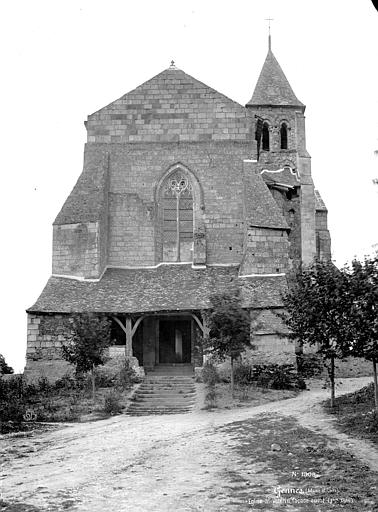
[126,365,196,416]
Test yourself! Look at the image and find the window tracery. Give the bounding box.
[162,170,194,262]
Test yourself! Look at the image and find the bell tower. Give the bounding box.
[246,36,317,265]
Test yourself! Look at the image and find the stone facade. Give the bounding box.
[26,44,334,381]
[25,314,72,381]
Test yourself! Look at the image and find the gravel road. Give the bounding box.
[1,377,376,511]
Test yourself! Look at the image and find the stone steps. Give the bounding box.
[137,387,195,393]
[128,409,192,416]
[126,374,196,416]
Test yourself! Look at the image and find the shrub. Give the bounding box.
[0,399,26,423]
[204,387,217,409]
[103,391,123,415]
[0,375,23,400]
[54,373,84,392]
[116,359,140,389]
[297,353,324,378]
[234,362,254,385]
[253,363,306,390]
[0,354,14,374]
[93,367,116,388]
[36,376,53,395]
[229,362,306,390]
[49,407,80,422]
[201,362,220,386]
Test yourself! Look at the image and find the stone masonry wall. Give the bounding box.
[52,222,100,278]
[108,193,155,266]
[24,314,73,382]
[249,106,298,152]
[241,228,289,275]
[53,146,110,278]
[315,210,331,261]
[244,334,296,365]
[86,68,251,144]
[244,308,295,365]
[268,188,301,268]
[298,155,316,264]
[247,106,318,267]
[251,137,302,270]
[105,141,250,265]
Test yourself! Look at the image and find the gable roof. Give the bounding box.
[27,265,287,314]
[246,49,304,109]
[86,65,252,143]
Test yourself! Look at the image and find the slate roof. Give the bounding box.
[246,49,304,108]
[27,265,287,314]
[243,170,289,230]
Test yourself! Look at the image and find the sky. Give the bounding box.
[0,0,377,372]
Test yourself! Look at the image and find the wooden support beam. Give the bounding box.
[112,315,140,358]
[112,316,127,334]
[190,313,205,334]
[125,316,132,358]
[190,312,210,340]
[131,315,145,337]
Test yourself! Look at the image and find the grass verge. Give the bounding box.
[323,383,378,445]
[202,382,299,410]
[219,413,378,511]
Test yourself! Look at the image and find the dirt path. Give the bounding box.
[1,377,377,511]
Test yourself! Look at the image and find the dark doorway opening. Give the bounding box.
[159,319,191,364]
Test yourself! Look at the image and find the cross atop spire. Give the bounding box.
[246,31,305,110]
[265,18,273,51]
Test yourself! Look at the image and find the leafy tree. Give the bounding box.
[0,354,14,375]
[61,313,112,399]
[203,288,254,397]
[281,260,353,408]
[347,256,378,411]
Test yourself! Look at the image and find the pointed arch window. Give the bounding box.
[280,123,288,149]
[262,122,270,151]
[162,170,194,262]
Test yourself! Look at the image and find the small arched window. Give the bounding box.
[262,122,270,151]
[280,123,288,150]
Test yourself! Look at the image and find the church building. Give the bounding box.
[25,37,331,380]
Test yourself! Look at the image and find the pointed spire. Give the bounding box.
[246,41,304,109]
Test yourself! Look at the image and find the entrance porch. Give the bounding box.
[109,312,207,372]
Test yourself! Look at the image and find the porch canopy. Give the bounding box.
[27,265,287,363]
[27,264,287,315]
